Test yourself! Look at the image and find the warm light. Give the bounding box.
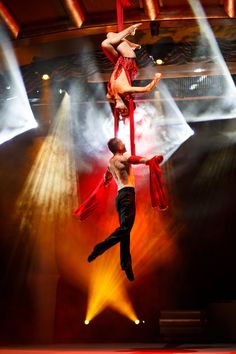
[14,93,78,339]
[194,68,204,73]
[134,319,140,325]
[224,0,235,18]
[84,320,90,325]
[156,59,163,65]
[63,0,85,27]
[42,74,50,81]
[142,0,160,20]
[0,1,20,38]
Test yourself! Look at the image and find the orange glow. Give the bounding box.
[83,168,176,323]
[63,0,85,28]
[85,211,138,322]
[142,0,160,20]
[14,92,176,328]
[224,0,235,18]
[0,1,20,38]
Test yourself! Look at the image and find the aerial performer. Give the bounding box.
[75,138,168,281]
[74,23,167,281]
[101,23,162,144]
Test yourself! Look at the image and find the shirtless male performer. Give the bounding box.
[88,137,149,281]
[101,23,162,119]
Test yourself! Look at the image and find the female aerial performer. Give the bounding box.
[101,23,162,119]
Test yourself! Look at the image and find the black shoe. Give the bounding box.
[87,251,97,263]
[124,266,135,281]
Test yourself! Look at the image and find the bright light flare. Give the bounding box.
[85,213,139,323]
[84,320,90,325]
[0,24,37,145]
[134,319,140,325]
[185,0,236,122]
[14,93,78,339]
[42,74,50,80]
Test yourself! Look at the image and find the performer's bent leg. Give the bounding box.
[101,24,141,63]
[88,188,135,264]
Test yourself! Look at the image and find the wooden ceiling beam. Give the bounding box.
[223,0,235,17]
[62,0,85,27]
[0,0,20,38]
[142,0,160,20]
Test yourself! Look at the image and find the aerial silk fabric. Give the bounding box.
[147,156,168,210]
[116,0,133,31]
[74,155,168,221]
[74,178,107,221]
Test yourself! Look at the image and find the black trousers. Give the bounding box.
[92,187,136,269]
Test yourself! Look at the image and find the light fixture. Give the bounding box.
[156,59,163,65]
[42,74,50,81]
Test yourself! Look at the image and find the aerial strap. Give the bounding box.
[115,0,136,155]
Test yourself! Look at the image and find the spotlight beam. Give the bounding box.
[0,1,20,38]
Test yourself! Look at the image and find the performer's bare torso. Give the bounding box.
[109,153,135,191]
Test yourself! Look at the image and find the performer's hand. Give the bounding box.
[145,73,162,93]
[155,155,164,163]
[145,155,163,165]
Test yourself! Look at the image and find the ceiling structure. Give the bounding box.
[0,0,235,42]
[0,0,236,101]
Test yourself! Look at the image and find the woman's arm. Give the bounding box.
[124,73,162,94]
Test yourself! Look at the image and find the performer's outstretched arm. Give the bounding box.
[128,155,148,164]
[123,73,162,94]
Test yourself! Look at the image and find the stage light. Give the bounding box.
[0,24,37,145]
[134,319,140,325]
[156,59,163,65]
[42,74,50,81]
[15,93,78,338]
[84,320,90,325]
[194,68,205,73]
[186,0,236,122]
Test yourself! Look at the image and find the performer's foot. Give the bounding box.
[124,266,135,281]
[87,251,97,263]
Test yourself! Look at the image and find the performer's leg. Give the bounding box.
[101,24,141,63]
[88,188,135,262]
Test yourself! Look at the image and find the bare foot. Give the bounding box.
[130,23,142,36]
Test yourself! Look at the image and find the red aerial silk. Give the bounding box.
[147,156,168,210]
[116,0,133,31]
[74,156,168,220]
[115,0,137,153]
[74,178,107,221]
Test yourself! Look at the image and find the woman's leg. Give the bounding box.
[101,23,141,63]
